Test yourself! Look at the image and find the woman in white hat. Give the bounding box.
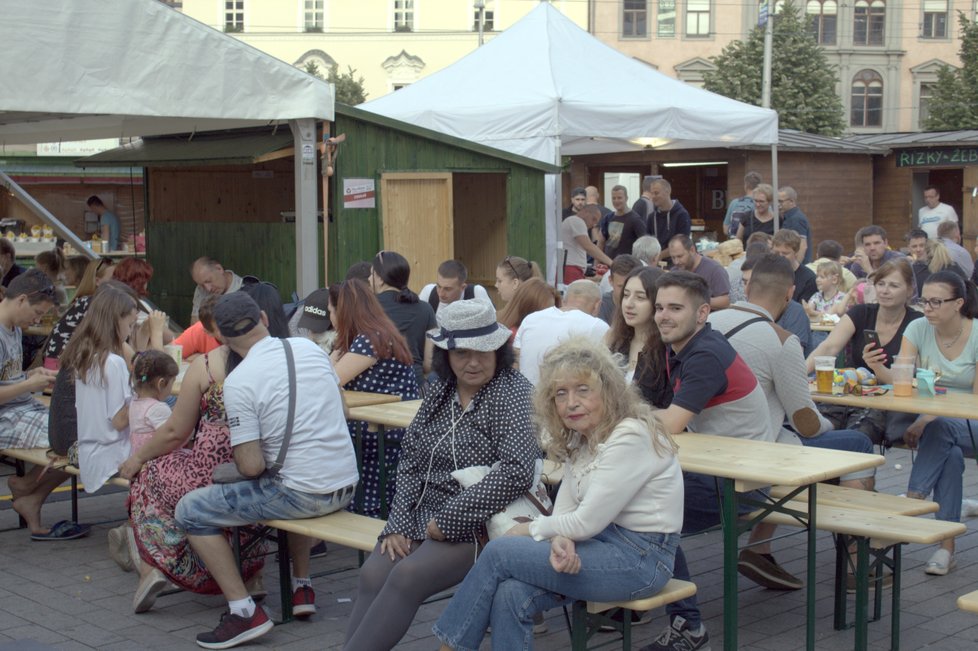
[343,300,540,651]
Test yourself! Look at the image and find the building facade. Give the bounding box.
[175,1,588,100]
[593,0,974,133]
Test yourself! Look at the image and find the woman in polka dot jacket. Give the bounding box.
[343,300,540,651]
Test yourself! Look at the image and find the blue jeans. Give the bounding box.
[175,475,356,535]
[667,471,767,629]
[433,525,679,651]
[908,418,978,522]
[799,428,876,481]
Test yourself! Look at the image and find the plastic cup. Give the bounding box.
[163,344,183,366]
[891,355,915,397]
[814,355,836,393]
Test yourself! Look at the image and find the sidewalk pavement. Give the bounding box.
[1,446,977,650]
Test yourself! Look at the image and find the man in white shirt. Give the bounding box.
[561,205,614,284]
[918,186,959,239]
[418,260,491,314]
[514,280,608,385]
[176,292,359,650]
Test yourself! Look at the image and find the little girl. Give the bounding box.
[128,350,179,455]
[806,260,849,318]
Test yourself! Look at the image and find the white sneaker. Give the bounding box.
[924,548,956,576]
[962,499,978,518]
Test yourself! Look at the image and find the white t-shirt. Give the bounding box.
[514,306,610,385]
[918,203,959,239]
[418,283,492,314]
[560,214,589,270]
[76,353,132,493]
[903,317,978,392]
[224,336,359,494]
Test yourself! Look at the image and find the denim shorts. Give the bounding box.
[175,475,356,536]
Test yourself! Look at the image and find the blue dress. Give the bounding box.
[346,334,419,517]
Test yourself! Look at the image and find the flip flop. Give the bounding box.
[30,519,92,541]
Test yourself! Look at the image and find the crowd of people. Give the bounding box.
[0,177,975,650]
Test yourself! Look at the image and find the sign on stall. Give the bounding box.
[343,178,376,209]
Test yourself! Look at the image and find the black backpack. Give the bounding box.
[47,366,77,456]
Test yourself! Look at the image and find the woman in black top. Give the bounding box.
[369,250,437,383]
[736,183,776,245]
[806,257,922,443]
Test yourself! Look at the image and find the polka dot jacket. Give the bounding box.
[380,367,540,543]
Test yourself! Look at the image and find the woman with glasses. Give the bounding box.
[735,183,776,245]
[872,271,978,576]
[494,255,542,306]
[369,251,437,384]
[806,258,922,445]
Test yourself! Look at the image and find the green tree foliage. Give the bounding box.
[702,0,845,136]
[303,62,368,105]
[924,13,978,131]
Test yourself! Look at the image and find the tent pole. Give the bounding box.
[321,122,331,285]
[771,143,779,232]
[291,118,319,297]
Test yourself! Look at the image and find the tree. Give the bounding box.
[702,0,845,136]
[303,62,368,105]
[924,13,978,131]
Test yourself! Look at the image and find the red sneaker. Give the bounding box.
[196,607,273,649]
[292,585,316,619]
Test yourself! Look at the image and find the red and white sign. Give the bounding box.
[342,178,376,209]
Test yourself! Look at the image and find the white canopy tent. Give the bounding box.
[0,0,334,295]
[362,2,778,274]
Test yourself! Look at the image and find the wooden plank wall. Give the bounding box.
[380,173,453,293]
[0,183,144,246]
[148,159,295,223]
[452,172,507,292]
[871,155,915,247]
[146,221,323,325]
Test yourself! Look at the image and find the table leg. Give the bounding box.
[833,534,848,630]
[807,483,817,651]
[721,478,738,651]
[890,544,902,651]
[278,529,293,623]
[353,422,365,513]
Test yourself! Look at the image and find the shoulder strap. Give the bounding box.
[427,288,440,310]
[722,316,770,340]
[463,285,475,300]
[265,339,296,479]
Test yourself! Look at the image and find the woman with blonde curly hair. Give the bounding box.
[434,337,683,651]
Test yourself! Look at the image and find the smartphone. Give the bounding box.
[864,330,881,350]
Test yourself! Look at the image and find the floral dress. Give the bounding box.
[127,353,265,594]
[345,334,419,518]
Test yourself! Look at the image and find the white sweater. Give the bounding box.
[529,418,684,541]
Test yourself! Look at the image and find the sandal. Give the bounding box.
[30,519,91,541]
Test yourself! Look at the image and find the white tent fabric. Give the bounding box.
[0,0,333,295]
[0,0,334,145]
[361,2,777,165]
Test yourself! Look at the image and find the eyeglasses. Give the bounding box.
[913,297,958,310]
[28,285,56,300]
[503,256,519,279]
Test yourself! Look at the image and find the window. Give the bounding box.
[922,0,948,38]
[806,0,837,45]
[622,0,648,38]
[224,0,243,32]
[686,0,710,36]
[918,82,936,126]
[853,0,885,46]
[851,69,883,127]
[473,8,494,31]
[658,0,676,36]
[394,0,414,32]
[304,0,323,32]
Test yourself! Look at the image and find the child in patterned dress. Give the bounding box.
[805,260,849,319]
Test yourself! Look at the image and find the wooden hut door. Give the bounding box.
[380,172,454,293]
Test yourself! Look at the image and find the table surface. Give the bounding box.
[348,400,884,488]
[343,391,402,409]
[811,386,977,420]
[811,322,836,332]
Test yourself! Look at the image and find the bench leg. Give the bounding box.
[13,459,26,528]
[278,529,293,623]
[854,538,870,651]
[890,544,901,651]
[570,600,588,651]
[833,534,848,630]
[70,475,78,524]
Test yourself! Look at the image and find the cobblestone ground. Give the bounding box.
[1,446,977,650]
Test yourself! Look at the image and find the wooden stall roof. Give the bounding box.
[74,130,294,168]
[851,130,978,148]
[738,129,887,155]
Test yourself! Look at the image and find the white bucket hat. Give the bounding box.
[427,299,511,351]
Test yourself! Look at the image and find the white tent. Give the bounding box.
[0,0,334,295]
[362,2,777,165]
[361,3,778,274]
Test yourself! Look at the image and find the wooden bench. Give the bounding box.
[769,483,938,516]
[761,500,965,650]
[957,590,978,614]
[569,579,697,651]
[0,447,129,525]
